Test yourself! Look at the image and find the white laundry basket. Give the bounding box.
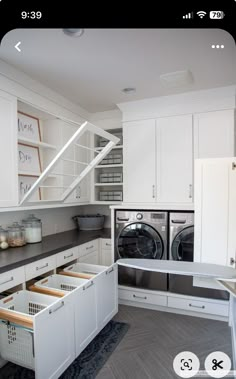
[62,262,107,278]
[0,290,58,370]
[33,274,88,296]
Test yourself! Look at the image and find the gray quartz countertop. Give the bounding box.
[0,228,111,274]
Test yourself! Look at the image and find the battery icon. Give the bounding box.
[210,11,225,19]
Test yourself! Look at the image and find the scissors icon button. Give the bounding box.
[212,359,223,370]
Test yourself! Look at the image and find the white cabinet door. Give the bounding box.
[79,250,99,265]
[0,91,18,207]
[123,119,156,203]
[227,159,236,267]
[73,280,97,356]
[156,115,193,203]
[96,264,118,328]
[194,110,235,158]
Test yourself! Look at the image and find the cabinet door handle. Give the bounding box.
[86,245,94,250]
[106,267,114,275]
[49,301,64,314]
[189,184,193,199]
[76,185,81,199]
[105,243,111,247]
[232,162,236,170]
[36,263,49,271]
[230,257,235,265]
[133,294,147,300]
[152,185,155,198]
[83,281,94,291]
[64,253,74,259]
[0,276,14,286]
[189,303,205,309]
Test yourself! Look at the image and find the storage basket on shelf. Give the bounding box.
[99,191,123,201]
[73,214,105,230]
[0,290,58,370]
[31,274,88,297]
[99,172,123,183]
[100,153,122,165]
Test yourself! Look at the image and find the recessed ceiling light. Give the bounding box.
[122,87,136,94]
[62,29,84,37]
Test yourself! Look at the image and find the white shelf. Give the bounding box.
[95,183,123,186]
[18,137,57,150]
[96,164,123,168]
[90,201,122,205]
[95,145,123,150]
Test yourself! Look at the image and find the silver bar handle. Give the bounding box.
[83,281,94,291]
[49,301,64,314]
[64,253,74,259]
[189,303,205,309]
[86,245,94,250]
[105,243,111,247]
[189,184,193,199]
[230,257,235,266]
[133,294,147,300]
[152,185,155,198]
[36,263,49,271]
[0,276,14,286]
[106,267,114,275]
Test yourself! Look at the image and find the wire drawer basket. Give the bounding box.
[62,262,107,278]
[0,290,57,370]
[33,274,88,296]
[99,191,123,201]
[99,172,123,183]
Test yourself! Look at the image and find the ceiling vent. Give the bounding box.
[160,70,194,89]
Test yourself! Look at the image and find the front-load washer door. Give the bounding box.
[171,226,194,261]
[117,222,164,259]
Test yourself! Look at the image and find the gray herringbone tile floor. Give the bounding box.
[96,305,233,379]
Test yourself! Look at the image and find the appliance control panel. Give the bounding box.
[136,213,143,220]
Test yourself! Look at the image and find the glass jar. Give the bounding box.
[22,214,42,243]
[0,226,9,250]
[8,222,26,247]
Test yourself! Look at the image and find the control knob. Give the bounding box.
[136,213,143,220]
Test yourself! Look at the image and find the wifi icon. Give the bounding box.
[197,11,207,18]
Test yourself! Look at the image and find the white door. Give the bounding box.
[123,119,156,203]
[227,159,236,268]
[156,115,193,203]
[74,280,97,356]
[0,91,18,207]
[34,298,75,379]
[194,110,235,158]
[96,264,118,328]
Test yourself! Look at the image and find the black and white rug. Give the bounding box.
[0,320,129,379]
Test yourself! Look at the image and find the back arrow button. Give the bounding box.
[15,42,21,52]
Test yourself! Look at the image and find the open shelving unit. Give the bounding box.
[91,128,123,203]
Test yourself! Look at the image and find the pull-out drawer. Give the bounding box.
[61,262,108,279]
[56,247,79,267]
[25,255,56,281]
[119,287,167,307]
[168,296,229,317]
[0,290,75,379]
[79,239,99,258]
[0,267,25,292]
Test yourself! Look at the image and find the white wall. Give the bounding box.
[0,206,82,236]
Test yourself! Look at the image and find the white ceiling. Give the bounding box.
[0,28,235,113]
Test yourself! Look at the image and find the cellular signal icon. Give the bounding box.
[183,12,193,19]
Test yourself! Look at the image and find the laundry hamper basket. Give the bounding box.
[61,262,108,279]
[32,274,88,297]
[0,290,58,370]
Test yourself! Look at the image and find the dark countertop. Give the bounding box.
[0,228,111,274]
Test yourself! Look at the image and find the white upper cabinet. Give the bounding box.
[194,158,236,267]
[156,115,193,203]
[194,110,235,158]
[123,119,156,203]
[0,91,18,207]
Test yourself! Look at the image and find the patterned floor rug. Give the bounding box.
[0,320,129,379]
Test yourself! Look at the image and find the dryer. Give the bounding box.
[115,210,168,291]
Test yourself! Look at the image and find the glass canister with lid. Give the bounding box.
[22,214,42,243]
[8,222,26,247]
[0,226,9,250]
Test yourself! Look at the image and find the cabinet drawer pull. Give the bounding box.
[49,301,64,314]
[0,276,14,286]
[105,243,111,247]
[64,253,73,259]
[133,294,147,300]
[36,263,49,271]
[152,185,155,198]
[189,184,193,199]
[86,245,94,250]
[83,281,94,291]
[189,303,205,309]
[106,267,114,275]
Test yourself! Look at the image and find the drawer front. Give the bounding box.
[119,288,167,307]
[168,296,229,317]
[25,256,56,281]
[78,251,99,265]
[101,239,112,250]
[0,267,25,292]
[56,247,79,267]
[79,239,99,257]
